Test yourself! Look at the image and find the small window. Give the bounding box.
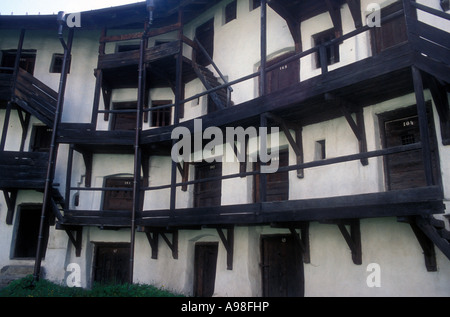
[225,1,237,24]
[31,125,52,152]
[315,140,326,160]
[49,53,71,73]
[251,0,261,11]
[313,29,340,68]
[116,44,140,52]
[151,100,172,127]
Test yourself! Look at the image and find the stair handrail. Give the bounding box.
[193,37,233,107]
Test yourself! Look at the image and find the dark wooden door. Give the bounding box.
[382,106,438,190]
[254,150,289,202]
[264,52,299,94]
[194,243,218,297]
[261,235,304,297]
[194,161,222,207]
[372,2,408,54]
[111,101,137,131]
[195,19,214,67]
[103,177,134,211]
[93,243,130,285]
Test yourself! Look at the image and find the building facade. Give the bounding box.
[0,0,449,296]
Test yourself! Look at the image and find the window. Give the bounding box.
[313,29,340,68]
[111,101,137,131]
[151,100,172,127]
[30,125,52,152]
[13,204,48,258]
[315,140,326,160]
[194,161,222,207]
[1,49,36,75]
[251,0,261,11]
[116,44,140,52]
[49,53,71,73]
[225,1,237,24]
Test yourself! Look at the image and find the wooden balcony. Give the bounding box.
[0,151,49,190]
[0,68,57,127]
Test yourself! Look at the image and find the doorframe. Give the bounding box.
[260,233,305,297]
[377,103,441,191]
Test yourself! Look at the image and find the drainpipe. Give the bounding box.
[33,12,74,282]
[129,1,154,285]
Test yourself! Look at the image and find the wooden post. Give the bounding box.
[260,0,267,96]
[412,66,434,186]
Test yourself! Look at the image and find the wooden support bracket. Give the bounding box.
[326,93,368,165]
[217,226,234,270]
[141,228,179,260]
[3,190,18,225]
[60,225,82,257]
[345,0,363,28]
[287,222,311,263]
[336,219,362,265]
[160,231,178,259]
[325,0,343,38]
[265,112,304,178]
[407,217,437,272]
[176,161,189,191]
[81,151,93,188]
[145,231,159,259]
[427,74,450,145]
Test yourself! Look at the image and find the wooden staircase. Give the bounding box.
[408,214,450,271]
[192,63,231,111]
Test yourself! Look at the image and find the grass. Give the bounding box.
[0,275,184,297]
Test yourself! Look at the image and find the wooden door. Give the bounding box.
[93,243,130,285]
[261,235,304,297]
[111,101,137,131]
[194,161,222,207]
[195,19,214,67]
[103,177,134,211]
[254,150,289,202]
[382,106,439,190]
[371,2,408,54]
[264,52,299,94]
[194,243,218,297]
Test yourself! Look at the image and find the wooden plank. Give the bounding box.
[97,41,180,70]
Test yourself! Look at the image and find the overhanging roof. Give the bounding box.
[0,0,223,30]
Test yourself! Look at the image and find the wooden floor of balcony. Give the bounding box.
[59,186,445,228]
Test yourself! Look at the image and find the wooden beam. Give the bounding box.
[325,0,343,38]
[284,222,310,263]
[336,219,362,265]
[427,74,450,145]
[217,226,234,270]
[65,227,82,257]
[265,112,305,177]
[345,0,363,28]
[408,217,437,271]
[412,66,434,186]
[3,190,17,225]
[145,231,159,259]
[326,93,368,165]
[160,231,178,259]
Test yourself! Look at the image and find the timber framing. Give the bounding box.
[1,0,449,282]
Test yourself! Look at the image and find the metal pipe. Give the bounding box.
[33,19,74,283]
